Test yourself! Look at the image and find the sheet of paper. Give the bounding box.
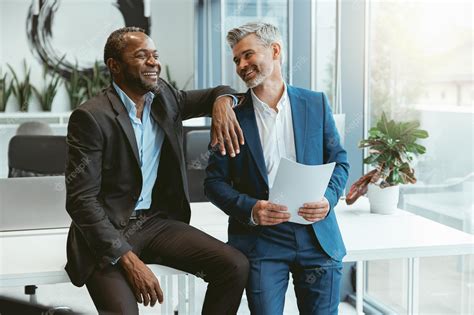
[269,158,335,225]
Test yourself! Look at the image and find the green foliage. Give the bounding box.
[0,68,13,112]
[359,112,429,186]
[64,62,87,110]
[8,60,33,112]
[32,62,62,111]
[82,61,110,99]
[165,64,177,89]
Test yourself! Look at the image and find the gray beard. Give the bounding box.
[244,73,266,88]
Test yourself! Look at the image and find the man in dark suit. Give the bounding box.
[205,22,350,314]
[65,27,248,314]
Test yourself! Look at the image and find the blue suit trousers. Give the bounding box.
[229,222,343,315]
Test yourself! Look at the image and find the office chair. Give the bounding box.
[184,126,211,202]
[8,135,67,177]
[15,121,53,136]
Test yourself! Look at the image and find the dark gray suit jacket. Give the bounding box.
[65,79,232,286]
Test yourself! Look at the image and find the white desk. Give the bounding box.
[0,228,195,314]
[1,199,473,314]
[190,198,474,315]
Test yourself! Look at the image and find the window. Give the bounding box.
[312,0,337,106]
[366,1,473,313]
[221,0,289,92]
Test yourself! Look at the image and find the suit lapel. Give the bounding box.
[149,91,182,163]
[237,91,269,186]
[107,88,141,166]
[288,85,308,163]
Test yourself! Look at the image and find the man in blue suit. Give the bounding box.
[205,22,350,314]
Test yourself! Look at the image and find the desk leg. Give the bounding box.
[407,257,419,315]
[25,285,37,304]
[160,276,168,313]
[189,274,196,314]
[461,255,473,315]
[168,275,174,315]
[356,260,364,315]
[178,274,186,314]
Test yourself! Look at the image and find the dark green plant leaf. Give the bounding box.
[359,112,429,185]
[412,129,429,139]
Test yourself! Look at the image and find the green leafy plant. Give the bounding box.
[82,61,110,99]
[65,62,87,110]
[165,65,178,89]
[8,60,33,112]
[346,112,429,204]
[32,62,62,111]
[0,68,13,112]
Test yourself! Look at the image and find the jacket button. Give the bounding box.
[264,189,269,194]
[120,220,127,227]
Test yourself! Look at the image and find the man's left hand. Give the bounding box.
[298,197,330,222]
[210,96,244,157]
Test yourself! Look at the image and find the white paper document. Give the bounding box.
[268,158,335,225]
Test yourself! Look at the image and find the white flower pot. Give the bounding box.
[367,184,399,214]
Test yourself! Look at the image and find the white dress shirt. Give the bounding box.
[251,84,297,188]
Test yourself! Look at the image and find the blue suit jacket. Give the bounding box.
[204,85,350,261]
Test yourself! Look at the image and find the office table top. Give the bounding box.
[189,198,474,262]
[1,198,473,286]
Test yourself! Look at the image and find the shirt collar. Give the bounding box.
[112,81,155,119]
[250,83,288,114]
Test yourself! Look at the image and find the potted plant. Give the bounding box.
[8,60,33,112]
[64,62,87,110]
[32,62,62,111]
[82,61,110,99]
[346,112,429,214]
[0,68,13,112]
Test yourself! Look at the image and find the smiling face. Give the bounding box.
[109,32,161,94]
[232,34,280,88]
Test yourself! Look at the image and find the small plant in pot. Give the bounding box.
[346,112,429,214]
[0,67,13,112]
[8,60,33,112]
[32,61,63,111]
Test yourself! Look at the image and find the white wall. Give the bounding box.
[0,0,195,113]
[151,0,195,90]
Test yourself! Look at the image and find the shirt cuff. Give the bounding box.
[249,208,258,226]
[216,94,239,108]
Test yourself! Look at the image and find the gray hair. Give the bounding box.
[226,22,284,64]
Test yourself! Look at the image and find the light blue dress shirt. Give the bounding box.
[113,82,165,211]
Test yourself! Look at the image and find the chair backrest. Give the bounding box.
[184,127,211,202]
[15,121,53,136]
[8,135,67,177]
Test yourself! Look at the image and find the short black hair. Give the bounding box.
[103,26,146,64]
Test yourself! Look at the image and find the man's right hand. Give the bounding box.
[119,251,164,307]
[252,200,290,225]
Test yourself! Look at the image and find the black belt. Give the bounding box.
[130,209,150,219]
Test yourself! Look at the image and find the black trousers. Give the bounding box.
[85,213,249,314]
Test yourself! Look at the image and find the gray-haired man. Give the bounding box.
[205,22,349,314]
